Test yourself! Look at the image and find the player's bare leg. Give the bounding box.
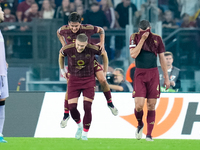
[145,98,157,141]
[134,97,145,140]
[96,70,118,116]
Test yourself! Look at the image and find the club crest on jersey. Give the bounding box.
[77,60,85,66]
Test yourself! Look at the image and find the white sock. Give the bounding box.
[0,105,5,135]
[82,131,88,137]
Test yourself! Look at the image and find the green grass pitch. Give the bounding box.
[0,138,200,150]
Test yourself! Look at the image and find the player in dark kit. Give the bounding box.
[59,33,102,140]
[57,12,118,128]
[129,20,170,141]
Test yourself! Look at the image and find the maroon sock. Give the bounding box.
[83,101,92,131]
[147,110,155,136]
[103,91,114,107]
[134,109,144,126]
[68,103,80,123]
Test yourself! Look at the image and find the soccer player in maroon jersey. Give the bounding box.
[129,20,170,141]
[59,33,102,140]
[57,12,118,128]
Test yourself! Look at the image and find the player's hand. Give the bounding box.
[61,69,67,79]
[141,32,149,40]
[96,42,105,51]
[164,78,170,90]
[170,81,175,87]
[59,45,65,53]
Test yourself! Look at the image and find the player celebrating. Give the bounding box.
[59,33,102,140]
[0,6,8,143]
[57,12,118,128]
[129,20,170,141]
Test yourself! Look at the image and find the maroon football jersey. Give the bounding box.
[58,24,98,44]
[61,43,102,77]
[129,29,165,55]
[129,29,165,68]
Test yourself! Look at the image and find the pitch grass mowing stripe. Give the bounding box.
[0,138,200,150]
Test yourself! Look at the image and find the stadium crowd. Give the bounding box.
[1,0,200,60]
[1,0,200,28]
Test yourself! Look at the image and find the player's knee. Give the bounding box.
[135,104,143,112]
[0,100,5,106]
[68,103,77,111]
[99,78,107,87]
[147,103,156,110]
[83,101,92,113]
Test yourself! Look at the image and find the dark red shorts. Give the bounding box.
[67,75,96,100]
[133,67,160,99]
[94,58,103,73]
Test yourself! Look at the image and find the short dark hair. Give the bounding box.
[68,12,82,23]
[164,51,173,58]
[76,33,88,42]
[139,20,151,30]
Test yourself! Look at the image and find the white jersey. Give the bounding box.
[0,30,7,76]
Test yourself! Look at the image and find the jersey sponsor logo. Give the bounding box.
[76,66,85,69]
[120,97,183,137]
